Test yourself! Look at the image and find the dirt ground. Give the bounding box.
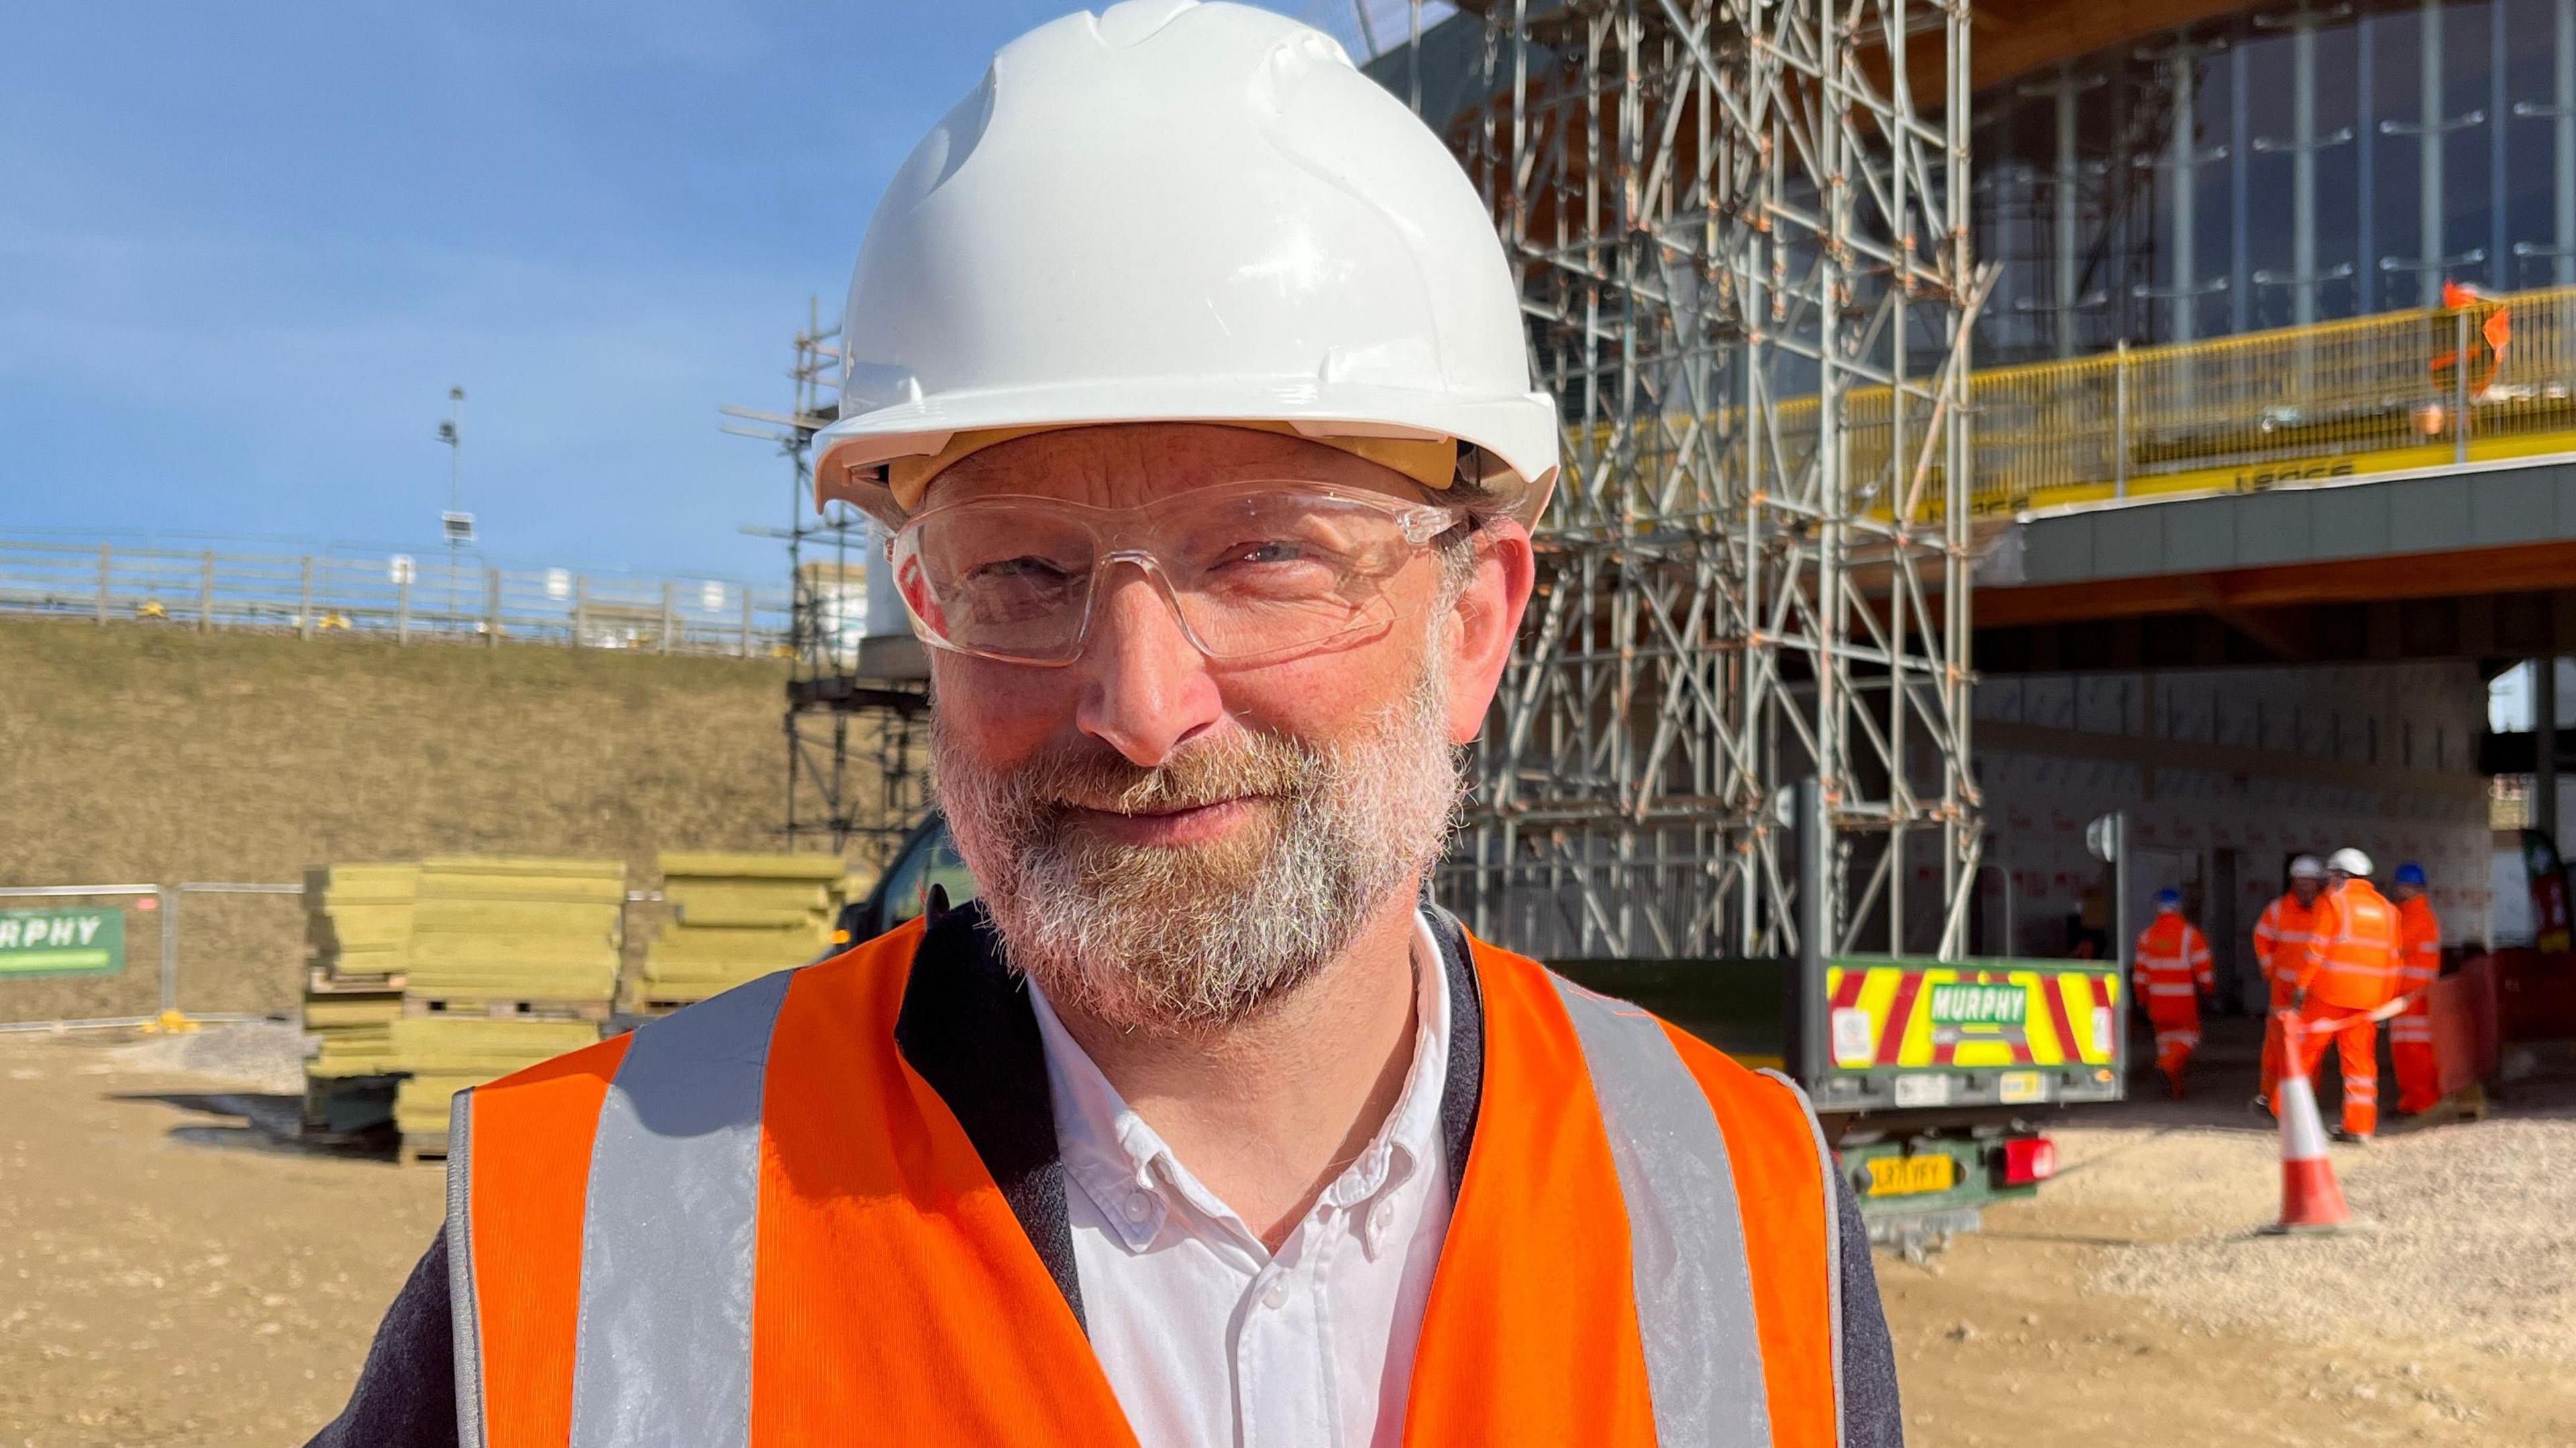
[1,1019,2571,1447]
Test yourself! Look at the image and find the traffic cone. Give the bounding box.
[2263,1012,2351,1234]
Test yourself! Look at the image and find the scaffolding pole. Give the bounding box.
[724,301,932,876]
[1433,0,1984,961]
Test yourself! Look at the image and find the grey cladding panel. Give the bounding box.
[2089,510,2165,579]
[2390,476,2472,551]
[2469,471,2561,547]
[2161,500,2242,571]
[2008,460,2576,588]
[2232,492,2316,566]
[2309,486,2391,559]
[2019,513,2098,585]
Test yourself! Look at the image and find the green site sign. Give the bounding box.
[0,908,126,978]
[1927,981,2028,1027]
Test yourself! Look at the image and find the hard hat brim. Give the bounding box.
[812,378,1561,527]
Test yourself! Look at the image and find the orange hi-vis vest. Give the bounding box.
[443,913,1849,1447]
[2133,914,2212,1023]
[2251,894,2317,1005]
[2393,895,2442,1036]
[2296,879,2402,1011]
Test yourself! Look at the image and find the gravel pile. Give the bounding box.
[2055,1114,2576,1364]
[106,1021,308,1093]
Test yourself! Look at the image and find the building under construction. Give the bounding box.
[760,0,2576,1003]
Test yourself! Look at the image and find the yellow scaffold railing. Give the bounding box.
[1962,280,2567,518]
[1551,282,2576,527]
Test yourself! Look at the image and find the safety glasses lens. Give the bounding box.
[894,486,1441,663]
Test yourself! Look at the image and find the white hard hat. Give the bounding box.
[2326,847,2373,877]
[2288,854,2326,880]
[811,0,1559,526]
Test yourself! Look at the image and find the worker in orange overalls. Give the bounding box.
[2251,854,2326,1113]
[2134,888,2215,1099]
[2292,848,2402,1142]
[2389,861,2445,1115]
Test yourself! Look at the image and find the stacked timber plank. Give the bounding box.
[406,856,626,1007]
[300,856,625,1160]
[301,865,416,1121]
[305,862,417,985]
[635,852,853,1011]
[387,1017,606,1151]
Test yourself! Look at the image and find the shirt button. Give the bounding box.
[1261,1278,1289,1310]
[1122,1193,1152,1223]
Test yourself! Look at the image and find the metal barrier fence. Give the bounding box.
[0,541,794,655]
[0,882,303,1032]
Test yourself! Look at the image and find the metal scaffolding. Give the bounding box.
[723,303,932,874]
[1424,0,1990,960]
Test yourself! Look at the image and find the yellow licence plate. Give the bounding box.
[1865,1154,1958,1198]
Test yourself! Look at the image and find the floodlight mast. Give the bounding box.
[436,385,468,620]
[1430,0,1988,962]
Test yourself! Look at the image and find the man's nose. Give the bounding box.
[1073,564,1222,767]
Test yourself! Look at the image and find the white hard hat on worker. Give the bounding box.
[808,0,1559,529]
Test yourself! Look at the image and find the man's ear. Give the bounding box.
[1442,520,1536,746]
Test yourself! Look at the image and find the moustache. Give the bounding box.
[983,732,1335,823]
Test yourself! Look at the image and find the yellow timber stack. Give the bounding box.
[635,852,855,1011]
[300,864,416,1102]
[300,855,625,1160]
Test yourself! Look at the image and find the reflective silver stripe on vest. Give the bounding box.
[446,1089,488,1448]
[1551,975,1771,1447]
[1760,1067,1847,1448]
[567,969,795,1448]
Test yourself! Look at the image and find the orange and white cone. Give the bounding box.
[2263,1011,2351,1234]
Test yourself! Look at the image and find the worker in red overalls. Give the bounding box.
[2134,888,2216,1100]
[2389,861,2445,1115]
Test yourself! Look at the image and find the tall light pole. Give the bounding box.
[437,386,473,622]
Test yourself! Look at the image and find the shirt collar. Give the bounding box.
[1026,911,1454,1255]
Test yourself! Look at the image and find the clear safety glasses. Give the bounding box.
[887,480,1466,666]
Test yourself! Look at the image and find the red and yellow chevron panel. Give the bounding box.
[1823,961,2123,1072]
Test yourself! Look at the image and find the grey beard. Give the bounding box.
[932,666,1460,1035]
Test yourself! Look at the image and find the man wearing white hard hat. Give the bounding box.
[2249,854,2327,1113]
[309,5,1900,1445]
[2290,848,2404,1142]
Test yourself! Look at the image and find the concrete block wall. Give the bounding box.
[1967,662,2495,985]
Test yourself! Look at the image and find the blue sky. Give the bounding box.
[0,1,1424,582]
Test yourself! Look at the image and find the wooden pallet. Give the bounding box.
[308,965,407,994]
[399,1130,450,1166]
[302,1072,400,1133]
[401,995,610,1022]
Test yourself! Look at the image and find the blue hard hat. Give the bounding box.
[2153,887,2182,909]
[2394,861,2427,887]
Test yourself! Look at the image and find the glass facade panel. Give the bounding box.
[1970,0,2576,364]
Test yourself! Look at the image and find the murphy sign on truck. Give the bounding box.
[0,908,125,978]
[1820,958,2125,1111]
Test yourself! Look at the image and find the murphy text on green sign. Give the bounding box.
[0,909,127,978]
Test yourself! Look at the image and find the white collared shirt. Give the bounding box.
[1024,913,1454,1448]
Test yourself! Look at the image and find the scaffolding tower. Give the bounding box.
[723,302,932,873]
[1427,0,1990,961]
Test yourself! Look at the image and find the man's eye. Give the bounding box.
[971,556,1076,583]
[1225,540,1305,566]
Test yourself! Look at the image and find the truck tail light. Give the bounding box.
[2000,1135,2056,1186]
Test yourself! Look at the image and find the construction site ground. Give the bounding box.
[1,1019,2570,1447]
